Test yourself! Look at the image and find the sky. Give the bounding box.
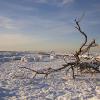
[0,0,100,52]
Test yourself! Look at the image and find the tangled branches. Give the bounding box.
[15,18,100,80]
[66,18,100,78]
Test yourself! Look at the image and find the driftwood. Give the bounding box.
[17,18,100,79]
[69,18,99,78]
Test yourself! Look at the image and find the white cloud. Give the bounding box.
[0,15,74,37]
[0,16,15,29]
[33,0,74,6]
[34,0,47,3]
[61,0,74,5]
[0,16,31,30]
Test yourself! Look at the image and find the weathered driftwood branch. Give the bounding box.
[75,19,88,53]
[74,19,98,62]
[19,62,73,79]
[16,18,100,80]
[73,18,99,77]
[19,67,53,79]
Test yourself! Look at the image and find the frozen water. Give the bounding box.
[0,51,100,100]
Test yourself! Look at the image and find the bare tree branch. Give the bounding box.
[74,19,87,63]
[16,17,100,80]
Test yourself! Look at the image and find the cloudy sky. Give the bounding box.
[0,0,100,52]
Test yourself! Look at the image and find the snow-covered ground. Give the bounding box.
[0,52,100,100]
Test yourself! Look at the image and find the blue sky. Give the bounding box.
[0,0,100,52]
